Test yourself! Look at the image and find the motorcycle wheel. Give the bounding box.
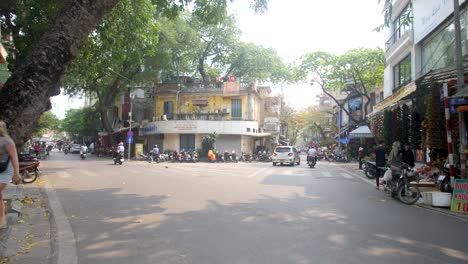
[397,184,420,204]
[273,162,277,166]
[22,169,39,184]
[364,168,375,179]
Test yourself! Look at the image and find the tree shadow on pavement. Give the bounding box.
[53,187,468,264]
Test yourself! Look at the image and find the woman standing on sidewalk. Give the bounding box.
[0,121,22,228]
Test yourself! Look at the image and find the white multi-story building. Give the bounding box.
[378,0,467,111]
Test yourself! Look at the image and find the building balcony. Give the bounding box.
[141,119,270,137]
[155,81,255,94]
[385,28,413,64]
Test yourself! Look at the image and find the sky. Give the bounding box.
[229,0,385,109]
[52,0,385,118]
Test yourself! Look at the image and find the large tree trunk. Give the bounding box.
[0,0,120,145]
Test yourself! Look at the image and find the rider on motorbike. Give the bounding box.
[114,142,124,158]
[80,144,88,154]
[307,147,317,163]
[152,144,160,162]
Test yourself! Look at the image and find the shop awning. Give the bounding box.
[368,81,416,117]
[416,62,468,88]
[349,125,374,139]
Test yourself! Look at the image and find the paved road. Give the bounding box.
[42,152,468,264]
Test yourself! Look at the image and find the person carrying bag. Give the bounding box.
[0,121,22,228]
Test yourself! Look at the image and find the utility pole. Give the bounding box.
[128,91,135,161]
[453,0,466,179]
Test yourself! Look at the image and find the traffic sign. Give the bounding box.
[126,137,133,144]
[126,130,134,138]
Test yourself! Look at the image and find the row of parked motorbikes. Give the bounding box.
[138,150,199,163]
[362,159,460,205]
[212,150,274,162]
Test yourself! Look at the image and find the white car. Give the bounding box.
[70,144,82,154]
[272,146,301,166]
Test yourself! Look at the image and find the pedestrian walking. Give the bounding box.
[374,140,386,190]
[0,121,22,228]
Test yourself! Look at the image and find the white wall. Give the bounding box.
[143,120,268,136]
[164,134,179,151]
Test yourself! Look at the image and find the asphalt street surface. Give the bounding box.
[42,151,468,264]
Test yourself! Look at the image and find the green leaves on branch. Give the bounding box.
[297,48,384,93]
[33,111,60,137]
[61,108,100,137]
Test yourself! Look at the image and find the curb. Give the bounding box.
[416,204,468,221]
[43,178,78,264]
[334,164,468,221]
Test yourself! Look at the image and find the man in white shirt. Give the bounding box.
[117,142,125,153]
[307,147,317,163]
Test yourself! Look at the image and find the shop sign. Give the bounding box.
[174,121,197,131]
[451,179,468,214]
[413,0,466,43]
[372,82,416,114]
[135,143,144,157]
[142,124,157,134]
[223,81,240,97]
[449,98,468,114]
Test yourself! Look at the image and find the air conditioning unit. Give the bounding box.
[222,108,230,113]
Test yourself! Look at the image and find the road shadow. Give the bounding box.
[52,187,468,264]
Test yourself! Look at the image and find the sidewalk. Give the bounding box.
[332,161,468,221]
[0,180,52,263]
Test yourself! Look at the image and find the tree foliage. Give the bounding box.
[201,132,217,157]
[0,0,269,144]
[63,0,160,135]
[0,0,65,71]
[61,108,100,137]
[33,111,60,137]
[296,48,384,122]
[226,42,290,83]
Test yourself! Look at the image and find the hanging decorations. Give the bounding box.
[383,109,394,153]
[400,105,410,146]
[424,83,447,150]
[410,110,422,149]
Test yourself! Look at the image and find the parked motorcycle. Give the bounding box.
[239,152,252,162]
[256,151,271,162]
[383,163,421,204]
[191,151,198,163]
[331,153,347,163]
[215,151,225,162]
[18,154,40,184]
[437,166,461,193]
[138,153,152,162]
[362,160,382,179]
[113,152,124,165]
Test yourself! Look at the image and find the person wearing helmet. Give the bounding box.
[152,144,160,162]
[117,142,125,153]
